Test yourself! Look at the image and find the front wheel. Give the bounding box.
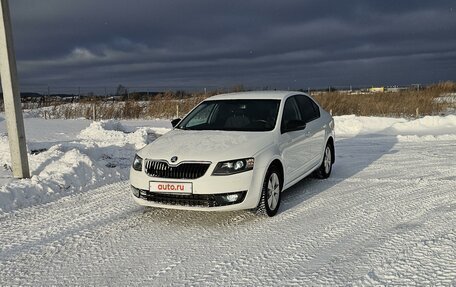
[254,167,282,217]
[315,143,333,179]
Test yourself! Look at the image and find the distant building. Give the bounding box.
[369,87,385,93]
[386,86,408,93]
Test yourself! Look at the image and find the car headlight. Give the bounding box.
[132,154,143,171]
[212,158,254,175]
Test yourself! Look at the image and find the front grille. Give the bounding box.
[144,160,210,179]
[137,189,247,207]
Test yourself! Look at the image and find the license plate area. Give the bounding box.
[149,181,193,194]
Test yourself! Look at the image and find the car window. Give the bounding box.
[281,97,301,131]
[185,103,215,128]
[295,95,320,123]
[310,99,321,118]
[176,99,280,131]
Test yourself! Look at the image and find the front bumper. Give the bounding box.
[131,192,257,212]
[129,165,265,211]
[132,186,246,207]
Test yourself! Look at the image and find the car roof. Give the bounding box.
[205,91,304,101]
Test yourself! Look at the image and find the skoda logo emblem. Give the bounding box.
[170,156,178,163]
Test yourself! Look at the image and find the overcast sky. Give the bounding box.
[8,0,456,91]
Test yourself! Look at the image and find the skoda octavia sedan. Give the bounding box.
[130,91,335,216]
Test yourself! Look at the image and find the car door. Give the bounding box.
[295,95,325,167]
[279,96,314,183]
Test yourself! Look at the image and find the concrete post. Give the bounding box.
[0,0,30,178]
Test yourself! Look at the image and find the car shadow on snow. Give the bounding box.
[279,133,398,214]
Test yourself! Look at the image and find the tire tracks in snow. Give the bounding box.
[0,182,141,260]
[0,140,455,286]
[182,179,455,286]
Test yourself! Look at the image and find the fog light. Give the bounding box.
[225,193,240,202]
[214,191,246,206]
[131,186,140,197]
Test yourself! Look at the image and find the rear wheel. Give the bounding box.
[254,167,282,217]
[315,143,333,179]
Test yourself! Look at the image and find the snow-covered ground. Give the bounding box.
[0,114,455,285]
[0,115,170,213]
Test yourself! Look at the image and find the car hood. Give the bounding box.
[137,129,274,162]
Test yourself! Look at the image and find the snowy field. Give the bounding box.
[0,113,455,285]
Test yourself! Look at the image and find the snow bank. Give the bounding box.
[0,120,168,214]
[334,115,407,135]
[335,115,456,138]
[78,120,148,149]
[0,147,121,212]
[387,115,456,136]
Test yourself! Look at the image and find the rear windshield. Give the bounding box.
[176,99,281,131]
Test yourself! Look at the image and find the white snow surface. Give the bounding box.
[335,114,456,137]
[0,114,455,285]
[0,116,171,213]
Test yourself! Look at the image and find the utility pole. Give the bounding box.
[0,0,30,178]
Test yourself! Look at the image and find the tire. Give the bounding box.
[314,143,333,179]
[254,166,282,217]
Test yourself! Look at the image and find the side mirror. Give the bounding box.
[171,118,181,128]
[283,120,306,133]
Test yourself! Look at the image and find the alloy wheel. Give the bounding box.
[324,146,332,174]
[267,172,280,210]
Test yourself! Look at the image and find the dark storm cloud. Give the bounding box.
[8,0,456,90]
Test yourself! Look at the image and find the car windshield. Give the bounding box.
[176,99,280,131]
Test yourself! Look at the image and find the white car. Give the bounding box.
[130,91,335,216]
